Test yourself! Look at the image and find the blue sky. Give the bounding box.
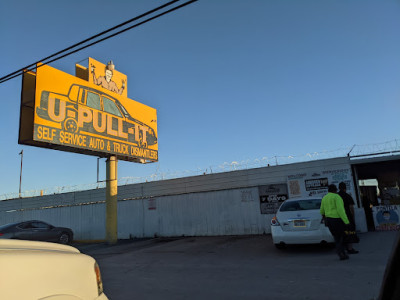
[0,0,399,198]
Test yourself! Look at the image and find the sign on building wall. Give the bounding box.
[287,167,354,199]
[259,184,288,214]
[19,60,158,163]
[372,205,400,231]
[148,198,157,210]
[241,190,255,202]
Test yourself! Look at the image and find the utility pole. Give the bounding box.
[19,150,23,198]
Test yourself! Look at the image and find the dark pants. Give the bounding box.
[326,217,346,257]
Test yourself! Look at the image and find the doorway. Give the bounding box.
[351,156,400,231]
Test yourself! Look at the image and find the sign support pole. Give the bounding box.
[19,150,23,198]
[106,155,118,244]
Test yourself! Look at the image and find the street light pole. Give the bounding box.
[19,150,23,198]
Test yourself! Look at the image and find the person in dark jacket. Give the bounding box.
[320,184,350,260]
[338,182,359,254]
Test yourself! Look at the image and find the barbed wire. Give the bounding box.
[1,139,399,200]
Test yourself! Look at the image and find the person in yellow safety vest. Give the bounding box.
[320,184,350,260]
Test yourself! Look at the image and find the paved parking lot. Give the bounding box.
[76,231,398,300]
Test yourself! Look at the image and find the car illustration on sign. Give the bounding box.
[35,84,157,148]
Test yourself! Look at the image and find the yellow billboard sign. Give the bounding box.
[19,62,158,163]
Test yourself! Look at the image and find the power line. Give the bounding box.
[36,0,198,70]
[0,0,179,84]
[0,0,198,84]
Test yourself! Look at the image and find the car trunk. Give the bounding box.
[278,209,322,231]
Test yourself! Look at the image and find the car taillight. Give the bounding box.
[94,262,104,296]
[0,233,3,236]
[271,216,280,226]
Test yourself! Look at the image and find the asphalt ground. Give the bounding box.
[75,231,398,300]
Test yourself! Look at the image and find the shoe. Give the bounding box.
[347,249,359,254]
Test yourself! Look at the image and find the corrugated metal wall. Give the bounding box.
[0,187,271,240]
[0,157,354,240]
[117,187,270,239]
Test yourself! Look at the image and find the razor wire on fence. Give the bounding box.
[1,139,399,201]
[0,182,107,201]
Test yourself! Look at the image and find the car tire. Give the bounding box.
[275,243,286,250]
[58,232,71,244]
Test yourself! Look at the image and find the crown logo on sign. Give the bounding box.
[106,61,115,71]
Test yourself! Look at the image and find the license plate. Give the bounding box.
[294,220,306,227]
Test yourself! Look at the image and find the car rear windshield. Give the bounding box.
[0,222,18,231]
[279,199,321,212]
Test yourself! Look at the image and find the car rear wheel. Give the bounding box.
[58,232,71,244]
[64,118,78,133]
[274,243,286,250]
